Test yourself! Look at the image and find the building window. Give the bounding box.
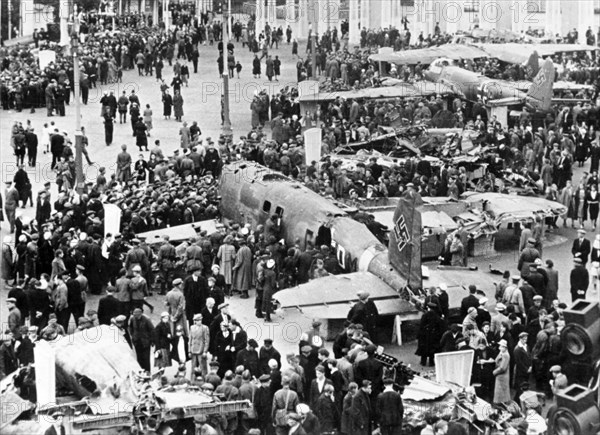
[464,0,479,13]
[527,0,546,13]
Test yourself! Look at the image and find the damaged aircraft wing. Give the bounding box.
[461,192,568,225]
[273,272,419,321]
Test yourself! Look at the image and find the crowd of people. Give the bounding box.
[2,4,600,434]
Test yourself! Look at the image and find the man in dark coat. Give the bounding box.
[86,235,104,294]
[570,257,590,301]
[254,374,274,435]
[333,324,356,359]
[351,380,373,435]
[354,345,384,398]
[25,128,38,167]
[183,267,208,322]
[0,334,18,379]
[347,291,379,339]
[308,365,333,410]
[572,230,591,265]
[97,286,121,325]
[259,338,281,373]
[460,285,480,318]
[439,324,462,353]
[235,339,260,377]
[314,384,340,433]
[128,308,155,372]
[296,243,317,284]
[416,303,444,366]
[376,377,404,435]
[513,331,531,402]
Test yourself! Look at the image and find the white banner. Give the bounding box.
[103,203,122,237]
[34,340,56,407]
[38,50,56,70]
[304,128,322,166]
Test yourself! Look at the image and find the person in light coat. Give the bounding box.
[232,238,253,298]
[166,278,188,336]
[190,313,210,379]
[493,339,511,404]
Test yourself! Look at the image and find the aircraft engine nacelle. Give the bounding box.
[547,385,600,435]
[561,300,600,362]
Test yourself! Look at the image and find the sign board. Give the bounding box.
[39,50,56,70]
[304,128,322,166]
[34,340,56,407]
[435,349,475,388]
[103,203,122,237]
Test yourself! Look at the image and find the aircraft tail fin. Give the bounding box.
[526,58,555,111]
[524,51,540,79]
[388,194,423,290]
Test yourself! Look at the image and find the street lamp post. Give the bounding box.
[221,0,232,137]
[71,4,84,194]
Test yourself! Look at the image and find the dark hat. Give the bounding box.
[248,339,259,348]
[361,380,372,387]
[209,360,220,367]
[264,338,273,343]
[259,374,271,382]
[365,344,377,354]
[312,320,322,328]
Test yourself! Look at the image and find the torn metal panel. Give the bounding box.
[137,220,219,244]
[402,376,452,402]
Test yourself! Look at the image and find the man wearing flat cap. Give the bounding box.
[235,338,260,377]
[255,373,273,434]
[347,291,379,339]
[549,365,568,395]
[190,313,210,379]
[518,237,540,278]
[570,256,589,302]
[166,278,188,336]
